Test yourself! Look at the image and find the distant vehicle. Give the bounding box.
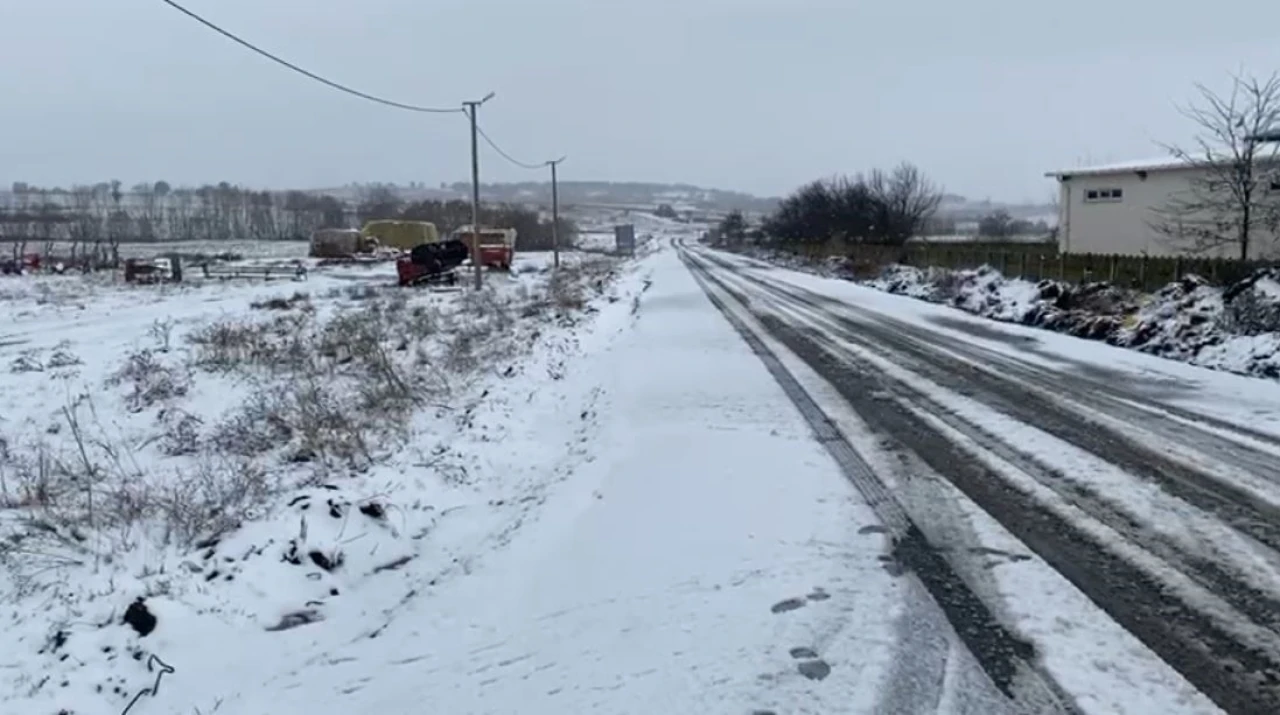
[396,239,470,287]
[1,254,40,275]
[452,225,517,271]
[123,256,181,283]
[361,220,441,252]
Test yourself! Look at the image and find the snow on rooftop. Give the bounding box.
[1045,155,1189,178]
[1048,151,1280,178]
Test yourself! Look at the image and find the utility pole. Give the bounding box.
[463,92,495,290]
[546,156,566,270]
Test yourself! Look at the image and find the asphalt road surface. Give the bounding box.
[679,241,1280,715]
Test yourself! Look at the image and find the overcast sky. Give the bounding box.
[4,0,1280,202]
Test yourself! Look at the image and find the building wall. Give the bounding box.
[1056,166,1278,259]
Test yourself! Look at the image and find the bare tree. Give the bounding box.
[357,184,403,224]
[718,210,748,245]
[978,209,1015,238]
[1151,72,1280,260]
[865,162,943,245]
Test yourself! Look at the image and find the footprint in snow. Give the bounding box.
[770,597,806,614]
[798,658,832,681]
[789,645,832,681]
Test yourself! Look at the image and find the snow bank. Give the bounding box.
[725,244,1280,380]
[867,263,1280,379]
[0,252,643,715]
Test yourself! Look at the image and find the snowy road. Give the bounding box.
[209,241,1027,715]
[680,241,1280,714]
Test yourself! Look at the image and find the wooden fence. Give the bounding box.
[793,239,1273,292]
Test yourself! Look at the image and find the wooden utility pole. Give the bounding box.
[546,156,566,270]
[463,92,495,290]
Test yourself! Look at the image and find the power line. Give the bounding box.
[158,0,462,114]
[476,125,547,169]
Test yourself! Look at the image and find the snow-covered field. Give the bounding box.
[0,248,638,715]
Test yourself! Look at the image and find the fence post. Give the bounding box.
[1019,252,1027,279]
[1039,254,1045,281]
[1173,257,1182,281]
[1000,251,1008,275]
[1058,255,1065,282]
[1108,254,1116,284]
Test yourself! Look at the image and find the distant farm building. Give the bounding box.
[1046,157,1280,258]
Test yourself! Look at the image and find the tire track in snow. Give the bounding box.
[739,252,1280,489]
[868,310,1280,487]
[690,245,1280,714]
[704,250,1280,553]
[713,262,1280,632]
[678,245,1074,715]
[708,248,1280,466]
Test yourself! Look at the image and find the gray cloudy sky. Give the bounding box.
[4,0,1280,202]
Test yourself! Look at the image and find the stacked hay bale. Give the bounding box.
[309,228,362,258]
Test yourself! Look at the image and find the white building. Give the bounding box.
[1045,157,1280,259]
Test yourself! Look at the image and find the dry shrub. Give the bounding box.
[10,352,43,374]
[196,295,456,470]
[0,401,274,580]
[149,317,175,352]
[208,379,386,468]
[251,291,311,311]
[157,407,203,456]
[108,349,191,412]
[187,313,311,372]
[516,257,618,318]
[1,261,624,585]
[47,341,82,368]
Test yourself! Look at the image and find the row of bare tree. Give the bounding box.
[1,180,574,263]
[0,181,349,261]
[713,162,943,247]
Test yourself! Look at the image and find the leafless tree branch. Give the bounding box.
[1151,71,1280,259]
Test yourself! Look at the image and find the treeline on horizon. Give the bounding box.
[0,180,572,253]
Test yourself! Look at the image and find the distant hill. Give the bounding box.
[442,181,781,215]
[269,180,1054,225]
